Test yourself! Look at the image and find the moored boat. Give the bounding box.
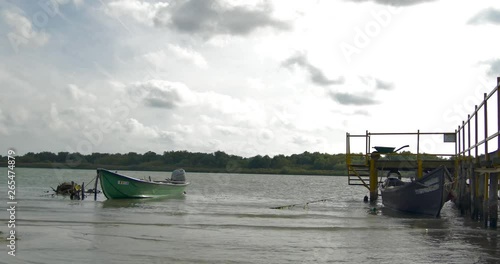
[380,166,453,217]
[97,168,189,199]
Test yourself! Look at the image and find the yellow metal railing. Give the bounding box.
[346,131,456,195]
[456,77,500,166]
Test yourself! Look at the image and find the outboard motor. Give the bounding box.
[171,169,186,183]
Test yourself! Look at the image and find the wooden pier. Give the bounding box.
[346,77,500,228]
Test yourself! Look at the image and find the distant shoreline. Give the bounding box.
[1,163,346,176]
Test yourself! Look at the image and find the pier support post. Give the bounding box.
[478,173,485,222]
[459,160,467,215]
[369,158,378,201]
[460,160,470,216]
[471,171,479,220]
[489,172,498,228]
[483,173,489,228]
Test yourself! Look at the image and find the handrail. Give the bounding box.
[346,78,500,179]
[346,131,455,157]
[462,82,500,126]
[457,78,500,162]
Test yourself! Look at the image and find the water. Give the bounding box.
[0,168,498,264]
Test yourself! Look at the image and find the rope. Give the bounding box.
[86,175,97,187]
[270,197,336,210]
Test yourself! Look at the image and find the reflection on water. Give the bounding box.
[101,195,187,209]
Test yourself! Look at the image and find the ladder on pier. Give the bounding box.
[347,164,371,190]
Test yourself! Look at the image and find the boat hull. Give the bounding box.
[97,169,189,199]
[380,166,452,217]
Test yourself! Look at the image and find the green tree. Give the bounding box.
[143,151,158,162]
[271,154,290,169]
[214,151,229,167]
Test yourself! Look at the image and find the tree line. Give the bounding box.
[0,150,446,176]
[0,150,349,175]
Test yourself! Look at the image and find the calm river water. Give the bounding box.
[0,168,498,264]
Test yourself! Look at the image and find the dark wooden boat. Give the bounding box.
[380,165,453,217]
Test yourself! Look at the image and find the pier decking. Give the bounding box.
[346,77,500,228]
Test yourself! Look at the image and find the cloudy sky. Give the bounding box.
[1,0,499,157]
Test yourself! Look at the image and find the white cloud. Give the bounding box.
[2,10,50,51]
[128,79,196,109]
[72,0,84,7]
[167,44,208,68]
[124,118,159,137]
[152,0,292,37]
[215,125,244,136]
[258,128,274,142]
[67,84,97,101]
[2,0,499,157]
[282,52,344,86]
[292,134,324,146]
[143,45,208,69]
[48,103,68,131]
[126,78,267,127]
[0,109,9,135]
[123,118,181,144]
[105,0,169,26]
[202,91,267,127]
[468,7,500,25]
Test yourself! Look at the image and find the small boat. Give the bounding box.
[97,168,189,199]
[380,166,453,217]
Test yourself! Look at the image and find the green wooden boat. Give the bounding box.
[97,168,189,199]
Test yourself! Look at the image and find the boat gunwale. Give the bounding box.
[97,168,190,186]
[379,168,444,194]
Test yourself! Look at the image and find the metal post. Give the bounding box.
[346,133,350,166]
[462,121,470,214]
[417,130,422,178]
[458,125,465,214]
[467,115,471,157]
[474,170,480,220]
[94,171,99,201]
[483,173,489,228]
[493,77,500,228]
[81,182,85,201]
[468,115,476,219]
[474,106,480,219]
[475,105,479,163]
[462,121,466,156]
[417,129,420,156]
[484,93,489,164]
[365,130,369,158]
[369,158,378,201]
[498,77,500,161]
[489,172,498,228]
[454,129,459,197]
[478,172,485,221]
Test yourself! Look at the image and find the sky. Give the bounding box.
[1,0,499,157]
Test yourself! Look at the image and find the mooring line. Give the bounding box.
[86,175,97,186]
[270,197,336,210]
